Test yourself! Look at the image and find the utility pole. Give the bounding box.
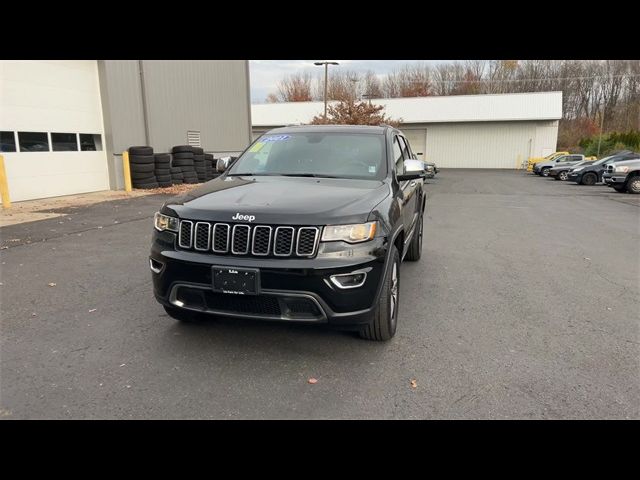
[314,61,339,120]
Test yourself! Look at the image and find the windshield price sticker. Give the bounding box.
[261,135,291,143]
[249,142,265,152]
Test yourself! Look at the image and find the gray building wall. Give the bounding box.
[98,60,252,190]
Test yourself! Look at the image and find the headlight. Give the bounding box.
[572,167,584,172]
[154,212,179,232]
[322,221,377,244]
[614,166,630,173]
[426,166,434,171]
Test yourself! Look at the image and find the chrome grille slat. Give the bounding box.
[251,226,272,256]
[178,221,319,258]
[274,226,294,256]
[296,227,319,257]
[231,224,251,255]
[212,223,230,253]
[178,220,193,248]
[194,222,211,251]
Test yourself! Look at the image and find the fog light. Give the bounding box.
[149,258,164,274]
[329,271,367,289]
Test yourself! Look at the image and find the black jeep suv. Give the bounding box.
[150,125,427,341]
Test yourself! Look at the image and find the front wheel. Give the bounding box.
[627,176,640,194]
[541,167,550,177]
[359,246,400,341]
[581,172,597,185]
[559,170,569,181]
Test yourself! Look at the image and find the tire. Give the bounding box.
[581,172,597,186]
[158,181,172,188]
[172,158,194,167]
[170,167,182,174]
[156,175,171,182]
[155,169,170,176]
[172,145,194,154]
[558,170,569,181]
[129,146,153,156]
[130,171,156,181]
[612,185,626,193]
[130,163,155,173]
[133,181,159,189]
[192,147,204,155]
[129,154,155,165]
[626,176,640,194]
[541,167,550,177]
[154,153,170,162]
[359,246,400,341]
[405,213,423,261]
[172,152,195,160]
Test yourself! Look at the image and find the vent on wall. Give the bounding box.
[187,131,201,147]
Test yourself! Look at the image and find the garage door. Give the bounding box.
[402,129,427,160]
[424,121,536,169]
[0,60,109,202]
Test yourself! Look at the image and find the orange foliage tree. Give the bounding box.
[309,98,401,127]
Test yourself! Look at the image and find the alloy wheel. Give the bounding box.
[389,262,398,326]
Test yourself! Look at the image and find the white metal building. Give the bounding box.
[251,92,563,169]
[1,60,252,202]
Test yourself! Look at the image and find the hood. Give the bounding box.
[162,175,390,225]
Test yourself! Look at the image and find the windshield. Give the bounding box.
[228,132,387,180]
[593,156,614,165]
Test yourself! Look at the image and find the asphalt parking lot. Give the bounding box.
[1,170,638,419]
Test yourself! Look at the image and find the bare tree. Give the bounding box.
[273,72,313,102]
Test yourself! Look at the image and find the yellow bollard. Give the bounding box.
[0,155,11,209]
[122,151,132,192]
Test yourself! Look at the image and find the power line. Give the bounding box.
[401,74,640,84]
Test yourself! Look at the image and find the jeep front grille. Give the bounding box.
[178,221,320,258]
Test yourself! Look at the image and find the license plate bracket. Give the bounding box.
[212,266,260,295]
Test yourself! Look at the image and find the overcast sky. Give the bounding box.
[249,60,451,104]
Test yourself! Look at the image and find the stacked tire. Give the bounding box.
[192,147,207,183]
[204,153,215,181]
[170,165,184,184]
[172,146,199,184]
[128,146,158,189]
[154,153,172,188]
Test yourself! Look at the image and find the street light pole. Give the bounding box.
[314,61,339,120]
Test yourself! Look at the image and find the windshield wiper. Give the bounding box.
[280,173,339,178]
[227,172,278,176]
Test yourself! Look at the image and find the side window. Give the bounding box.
[556,156,567,163]
[1,131,17,152]
[393,136,404,175]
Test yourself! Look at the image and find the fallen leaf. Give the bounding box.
[31,313,37,317]
[410,379,417,388]
[606,307,612,311]
[48,282,57,287]
[89,308,97,313]
[120,363,126,367]
[0,246,8,250]
[9,239,20,242]
[584,257,591,261]
[308,378,318,384]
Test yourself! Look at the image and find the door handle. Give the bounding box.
[410,181,416,187]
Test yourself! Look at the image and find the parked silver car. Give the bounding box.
[533,154,587,177]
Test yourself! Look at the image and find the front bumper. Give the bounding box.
[567,172,581,182]
[603,173,626,187]
[150,231,390,328]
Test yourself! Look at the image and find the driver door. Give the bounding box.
[395,135,419,242]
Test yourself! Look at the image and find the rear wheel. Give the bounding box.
[581,172,597,185]
[359,246,400,341]
[541,167,550,177]
[627,176,640,194]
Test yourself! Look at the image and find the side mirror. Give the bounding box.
[216,156,231,172]
[397,159,425,181]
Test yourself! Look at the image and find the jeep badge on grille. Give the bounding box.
[232,213,255,222]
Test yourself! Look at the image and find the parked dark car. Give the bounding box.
[568,151,639,185]
[549,160,593,181]
[602,157,640,194]
[150,125,427,341]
